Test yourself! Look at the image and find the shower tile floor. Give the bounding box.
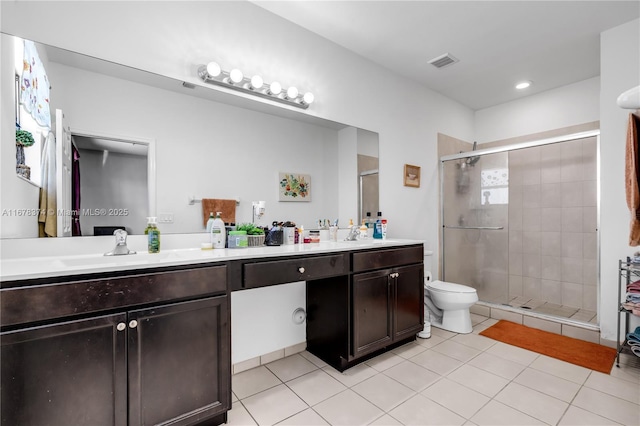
[506,296,597,324]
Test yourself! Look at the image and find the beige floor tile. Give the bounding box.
[368,414,403,425]
[277,408,328,425]
[322,362,378,388]
[514,367,580,403]
[388,394,466,426]
[226,401,257,426]
[470,313,488,325]
[470,400,546,425]
[365,350,406,372]
[572,387,640,426]
[233,366,282,399]
[265,354,318,382]
[558,406,623,426]
[485,341,539,366]
[391,341,428,359]
[409,349,463,376]
[351,373,416,412]
[422,377,490,419]
[451,333,497,351]
[299,351,328,368]
[609,361,640,384]
[584,371,640,404]
[232,391,239,403]
[431,339,482,362]
[495,382,568,425]
[314,389,384,426]
[447,364,510,398]
[286,369,347,406]
[415,333,446,348]
[528,354,590,384]
[382,360,441,392]
[467,351,527,380]
[472,322,493,334]
[242,384,307,426]
[430,327,458,339]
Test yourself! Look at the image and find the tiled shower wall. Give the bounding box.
[508,137,598,312]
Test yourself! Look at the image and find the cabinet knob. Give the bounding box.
[129,320,138,329]
[117,322,126,332]
[298,267,305,274]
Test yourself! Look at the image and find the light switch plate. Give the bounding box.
[158,213,174,223]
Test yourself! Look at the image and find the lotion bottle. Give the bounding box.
[211,212,226,249]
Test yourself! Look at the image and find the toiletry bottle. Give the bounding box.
[373,212,383,239]
[365,212,374,238]
[359,219,368,239]
[145,217,161,253]
[381,219,388,239]
[206,212,215,232]
[298,226,304,245]
[349,218,354,228]
[211,212,226,249]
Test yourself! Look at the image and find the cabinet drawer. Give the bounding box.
[1,265,227,328]
[244,254,347,288]
[352,245,423,272]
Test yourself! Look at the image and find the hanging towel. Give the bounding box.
[625,112,640,246]
[38,131,57,237]
[201,199,236,227]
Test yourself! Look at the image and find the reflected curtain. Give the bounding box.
[72,143,81,236]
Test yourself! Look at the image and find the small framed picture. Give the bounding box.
[278,172,311,201]
[404,164,420,188]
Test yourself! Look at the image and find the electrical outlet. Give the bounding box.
[159,213,174,223]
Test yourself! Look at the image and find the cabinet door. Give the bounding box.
[393,264,424,340]
[352,270,392,357]
[128,296,230,426]
[1,313,127,426]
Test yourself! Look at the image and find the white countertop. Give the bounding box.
[1,239,424,282]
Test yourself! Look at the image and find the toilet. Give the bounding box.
[419,250,479,336]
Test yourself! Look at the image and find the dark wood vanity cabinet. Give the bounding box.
[306,245,424,371]
[0,266,230,426]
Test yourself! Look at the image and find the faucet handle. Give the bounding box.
[114,229,128,245]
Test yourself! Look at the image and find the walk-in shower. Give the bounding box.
[440,131,600,325]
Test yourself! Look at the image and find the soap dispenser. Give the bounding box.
[211,212,226,249]
[373,212,383,239]
[145,217,161,253]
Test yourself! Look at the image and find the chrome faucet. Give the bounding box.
[344,225,360,241]
[104,229,136,256]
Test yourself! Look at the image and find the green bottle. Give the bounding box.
[145,217,160,253]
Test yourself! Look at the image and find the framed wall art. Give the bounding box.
[279,172,311,201]
[403,164,420,188]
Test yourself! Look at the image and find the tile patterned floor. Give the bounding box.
[506,296,597,324]
[226,316,640,425]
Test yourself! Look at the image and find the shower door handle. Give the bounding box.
[444,226,504,230]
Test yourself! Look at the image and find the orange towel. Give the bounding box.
[626,113,640,246]
[202,199,236,227]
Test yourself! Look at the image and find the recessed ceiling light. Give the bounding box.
[516,80,532,90]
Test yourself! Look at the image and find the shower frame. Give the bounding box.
[439,130,601,323]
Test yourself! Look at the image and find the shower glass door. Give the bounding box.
[441,151,509,304]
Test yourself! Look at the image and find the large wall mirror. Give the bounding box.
[1,33,379,238]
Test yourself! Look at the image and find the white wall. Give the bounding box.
[475,77,600,143]
[600,18,640,340]
[0,1,474,363]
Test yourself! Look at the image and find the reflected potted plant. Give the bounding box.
[16,129,35,179]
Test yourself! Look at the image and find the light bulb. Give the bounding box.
[229,68,244,84]
[302,92,315,105]
[286,86,299,99]
[250,75,264,90]
[269,81,282,95]
[206,62,221,78]
[515,80,532,90]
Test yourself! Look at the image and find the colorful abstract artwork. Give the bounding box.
[278,172,311,201]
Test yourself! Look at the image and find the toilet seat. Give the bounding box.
[427,280,476,294]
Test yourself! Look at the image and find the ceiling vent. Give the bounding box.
[428,53,459,69]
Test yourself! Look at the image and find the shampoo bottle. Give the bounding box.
[359,219,368,239]
[211,212,226,249]
[145,217,161,253]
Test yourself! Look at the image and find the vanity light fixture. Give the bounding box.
[515,80,532,90]
[197,61,314,109]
